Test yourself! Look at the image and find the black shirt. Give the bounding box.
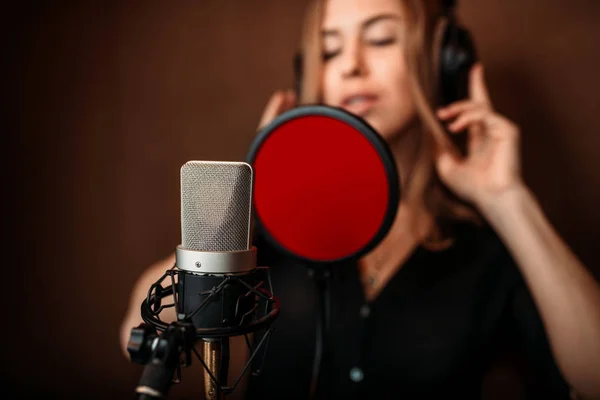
[246,222,570,399]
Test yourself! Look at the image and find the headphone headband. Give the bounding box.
[441,0,457,13]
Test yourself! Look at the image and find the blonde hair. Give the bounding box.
[298,0,482,246]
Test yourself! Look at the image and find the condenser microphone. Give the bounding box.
[130,161,279,400]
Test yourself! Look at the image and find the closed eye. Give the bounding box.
[322,50,340,61]
[368,37,396,46]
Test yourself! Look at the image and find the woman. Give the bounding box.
[121,0,600,399]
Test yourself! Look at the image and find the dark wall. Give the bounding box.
[3,1,599,398]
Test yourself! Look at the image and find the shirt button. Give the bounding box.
[349,367,364,383]
[359,305,370,318]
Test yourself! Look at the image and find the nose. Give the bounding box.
[340,39,366,79]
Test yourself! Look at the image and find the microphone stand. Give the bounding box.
[128,266,280,400]
[134,321,196,400]
[202,337,229,400]
[308,267,332,400]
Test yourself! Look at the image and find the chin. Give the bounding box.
[367,111,418,143]
[361,115,396,142]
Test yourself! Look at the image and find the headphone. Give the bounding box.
[293,0,477,107]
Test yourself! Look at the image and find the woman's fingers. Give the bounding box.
[258,91,286,130]
[437,100,488,120]
[446,107,488,133]
[285,89,297,108]
[469,63,493,108]
[257,89,296,130]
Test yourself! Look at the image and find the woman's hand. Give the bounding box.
[257,89,297,131]
[435,63,524,210]
[437,67,600,400]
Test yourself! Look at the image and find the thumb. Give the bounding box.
[435,148,460,179]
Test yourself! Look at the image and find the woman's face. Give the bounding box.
[320,0,417,141]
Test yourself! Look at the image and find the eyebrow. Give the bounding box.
[321,13,402,36]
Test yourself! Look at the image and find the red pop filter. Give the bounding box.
[246,105,400,266]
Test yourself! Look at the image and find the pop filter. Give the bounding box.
[246,105,400,266]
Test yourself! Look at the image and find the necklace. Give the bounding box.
[361,263,391,301]
[359,206,435,296]
[367,274,378,288]
[360,256,390,293]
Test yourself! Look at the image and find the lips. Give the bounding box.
[340,93,378,116]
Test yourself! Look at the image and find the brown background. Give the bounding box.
[3,0,600,399]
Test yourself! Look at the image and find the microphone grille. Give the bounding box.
[180,161,253,252]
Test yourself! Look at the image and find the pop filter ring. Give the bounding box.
[246,105,401,267]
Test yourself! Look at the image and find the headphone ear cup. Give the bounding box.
[432,17,449,102]
[293,52,303,99]
[437,17,478,106]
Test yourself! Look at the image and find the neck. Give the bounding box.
[358,122,437,299]
[387,120,423,195]
[386,118,433,228]
[361,122,434,269]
